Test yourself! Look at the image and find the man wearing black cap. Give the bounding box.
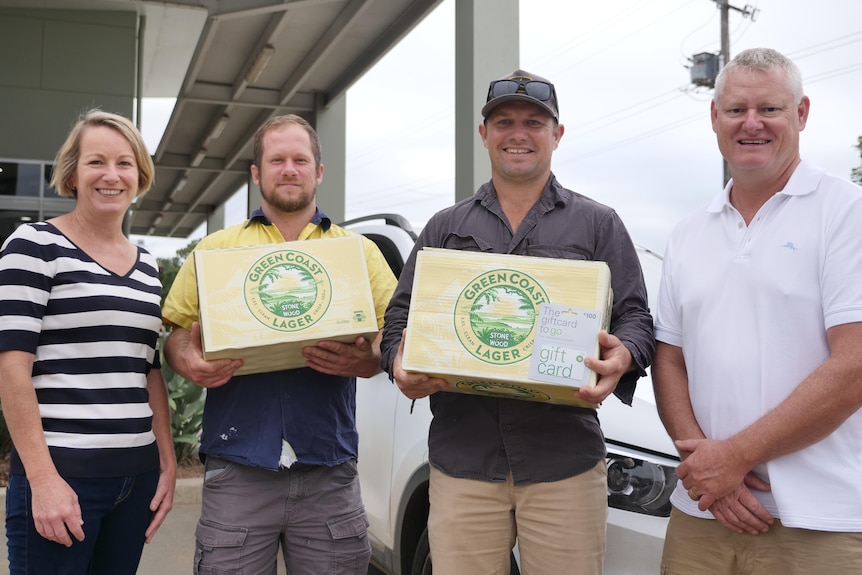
[380,70,654,574]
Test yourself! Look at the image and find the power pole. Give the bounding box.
[713,1,759,184]
[719,0,731,184]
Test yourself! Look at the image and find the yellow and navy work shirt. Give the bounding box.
[163,207,396,470]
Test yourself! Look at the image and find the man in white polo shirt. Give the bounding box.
[654,47,862,574]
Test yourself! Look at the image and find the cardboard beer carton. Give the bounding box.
[401,248,613,408]
[194,235,379,376]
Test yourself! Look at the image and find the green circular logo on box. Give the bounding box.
[244,249,331,332]
[454,268,548,365]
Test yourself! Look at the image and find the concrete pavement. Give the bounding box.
[138,478,204,575]
[0,475,364,574]
[0,478,207,575]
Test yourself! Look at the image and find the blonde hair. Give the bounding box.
[50,109,155,198]
[714,48,804,105]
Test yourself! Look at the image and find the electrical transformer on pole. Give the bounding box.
[689,1,759,185]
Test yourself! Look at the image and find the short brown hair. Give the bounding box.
[252,114,322,170]
[50,109,154,199]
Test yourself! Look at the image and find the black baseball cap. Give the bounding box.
[481,69,559,122]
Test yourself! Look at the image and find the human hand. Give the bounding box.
[675,437,750,510]
[392,330,449,400]
[705,475,773,534]
[578,331,633,405]
[28,473,85,547]
[302,336,380,378]
[176,322,243,388]
[145,466,177,544]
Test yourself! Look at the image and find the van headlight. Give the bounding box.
[607,456,676,517]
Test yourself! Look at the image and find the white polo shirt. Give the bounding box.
[656,160,862,531]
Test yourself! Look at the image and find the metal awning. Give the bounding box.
[1,0,441,238]
[134,0,442,238]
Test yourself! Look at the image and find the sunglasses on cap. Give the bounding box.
[487,79,554,102]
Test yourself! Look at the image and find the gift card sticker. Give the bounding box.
[529,303,600,386]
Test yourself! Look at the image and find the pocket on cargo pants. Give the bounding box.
[193,520,248,575]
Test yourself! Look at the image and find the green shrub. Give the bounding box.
[0,366,202,467]
[157,239,206,465]
[160,338,206,465]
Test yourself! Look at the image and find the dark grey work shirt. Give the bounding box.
[380,174,655,485]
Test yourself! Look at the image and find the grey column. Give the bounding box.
[455,0,519,202]
[314,92,347,224]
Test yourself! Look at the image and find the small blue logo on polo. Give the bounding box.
[781,242,798,252]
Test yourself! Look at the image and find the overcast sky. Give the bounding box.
[136,0,862,259]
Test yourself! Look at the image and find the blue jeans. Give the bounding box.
[5,469,159,575]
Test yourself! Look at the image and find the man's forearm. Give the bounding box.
[164,327,193,380]
[653,342,705,455]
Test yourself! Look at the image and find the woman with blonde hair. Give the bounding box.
[0,109,175,574]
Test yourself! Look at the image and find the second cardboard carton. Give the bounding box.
[402,248,612,408]
[194,235,379,376]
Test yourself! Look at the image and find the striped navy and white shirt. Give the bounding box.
[0,222,162,477]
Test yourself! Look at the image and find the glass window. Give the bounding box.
[0,161,42,197]
[16,163,41,197]
[45,164,57,197]
[0,162,16,196]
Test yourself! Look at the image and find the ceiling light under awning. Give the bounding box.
[245,45,275,84]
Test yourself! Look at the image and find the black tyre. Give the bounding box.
[410,527,432,575]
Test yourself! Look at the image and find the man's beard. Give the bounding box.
[260,183,315,214]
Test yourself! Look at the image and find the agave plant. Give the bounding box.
[160,333,206,465]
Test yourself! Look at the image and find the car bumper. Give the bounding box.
[604,507,667,574]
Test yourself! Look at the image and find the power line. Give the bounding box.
[351,1,862,198]
[552,0,700,75]
[569,86,690,135]
[560,112,704,164]
[678,6,718,67]
[548,0,658,60]
[557,55,862,166]
[347,107,452,166]
[805,62,862,84]
[786,31,862,61]
[726,2,758,47]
